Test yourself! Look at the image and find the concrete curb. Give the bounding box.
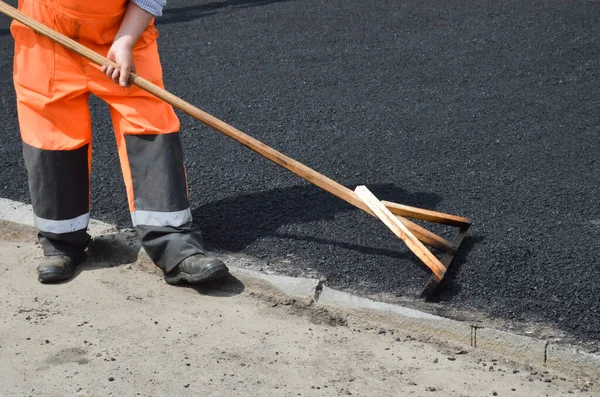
[1,198,598,382]
[232,267,321,301]
[265,282,598,381]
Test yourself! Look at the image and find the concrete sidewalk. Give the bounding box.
[0,220,597,397]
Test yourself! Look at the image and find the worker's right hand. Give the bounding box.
[102,38,136,87]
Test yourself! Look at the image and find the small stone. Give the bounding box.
[45,340,50,344]
[108,377,115,382]
[408,382,417,386]
[395,338,401,342]
[426,386,436,392]
[186,363,191,366]
[433,358,438,364]
[492,392,498,396]
[447,357,456,361]
[543,379,552,383]
[513,370,520,374]
[184,384,189,388]
[378,329,386,334]
[511,388,516,391]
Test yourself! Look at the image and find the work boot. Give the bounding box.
[164,254,229,285]
[37,253,86,284]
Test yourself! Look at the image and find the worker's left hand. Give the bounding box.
[102,38,136,87]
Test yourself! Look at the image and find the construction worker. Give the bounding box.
[10,0,230,285]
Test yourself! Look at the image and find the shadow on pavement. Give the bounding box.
[157,0,292,24]
[193,183,444,253]
[78,233,140,272]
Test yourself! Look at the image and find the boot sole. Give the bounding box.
[164,263,229,285]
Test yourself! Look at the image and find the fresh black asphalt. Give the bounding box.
[0,0,598,343]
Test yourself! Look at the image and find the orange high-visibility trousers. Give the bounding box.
[11,0,204,271]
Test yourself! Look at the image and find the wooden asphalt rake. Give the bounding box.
[0,1,471,298]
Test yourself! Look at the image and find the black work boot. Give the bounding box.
[37,254,86,284]
[164,254,229,285]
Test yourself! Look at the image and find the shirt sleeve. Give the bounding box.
[132,0,167,17]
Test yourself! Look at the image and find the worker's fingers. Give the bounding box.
[119,63,132,87]
[111,67,120,84]
[105,42,134,86]
[103,65,113,79]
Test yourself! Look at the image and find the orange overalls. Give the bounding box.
[11,0,204,272]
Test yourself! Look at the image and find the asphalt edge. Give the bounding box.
[1,198,598,384]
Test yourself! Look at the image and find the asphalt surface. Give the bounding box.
[0,1,598,343]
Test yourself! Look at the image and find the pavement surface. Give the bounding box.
[0,0,599,344]
[0,225,598,396]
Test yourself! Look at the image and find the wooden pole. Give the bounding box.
[0,1,468,257]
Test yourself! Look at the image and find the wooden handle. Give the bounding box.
[1,0,462,253]
[381,201,471,228]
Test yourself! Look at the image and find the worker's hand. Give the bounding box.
[102,2,153,87]
[102,38,136,87]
